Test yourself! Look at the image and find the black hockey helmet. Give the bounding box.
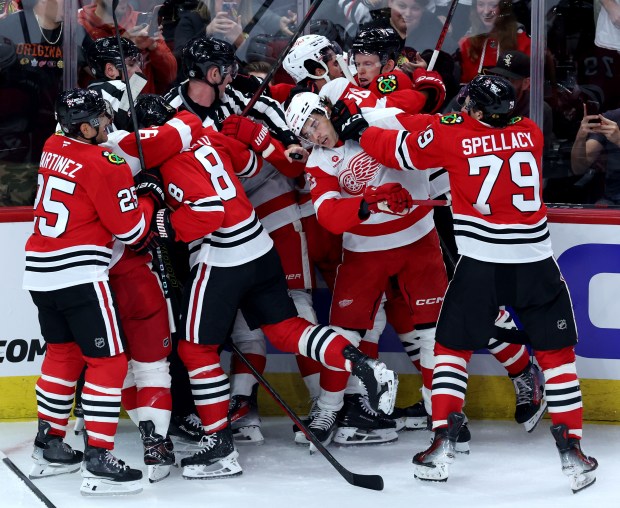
[464,75,516,127]
[135,94,176,128]
[350,27,403,65]
[55,88,113,137]
[181,35,238,81]
[86,36,142,79]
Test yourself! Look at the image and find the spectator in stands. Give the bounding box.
[173,0,211,57]
[0,0,66,205]
[571,103,620,204]
[78,0,177,94]
[457,0,530,84]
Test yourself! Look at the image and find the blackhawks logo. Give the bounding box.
[508,116,523,125]
[439,113,464,125]
[102,151,126,165]
[376,74,398,94]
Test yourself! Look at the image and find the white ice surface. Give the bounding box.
[0,418,618,508]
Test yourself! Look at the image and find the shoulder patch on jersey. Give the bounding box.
[439,113,464,125]
[375,74,398,95]
[508,116,523,125]
[102,151,126,165]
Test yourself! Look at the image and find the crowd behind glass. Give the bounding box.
[1,0,619,208]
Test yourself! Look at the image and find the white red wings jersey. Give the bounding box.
[360,113,552,263]
[159,128,272,268]
[319,78,450,198]
[23,133,153,291]
[306,108,434,253]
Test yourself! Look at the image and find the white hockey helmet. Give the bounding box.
[285,91,329,137]
[283,34,338,84]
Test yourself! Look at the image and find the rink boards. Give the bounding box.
[1,207,620,422]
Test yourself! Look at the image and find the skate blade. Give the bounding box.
[294,431,310,446]
[29,461,81,479]
[570,472,596,494]
[377,373,398,415]
[333,427,398,446]
[232,425,265,446]
[182,454,243,480]
[455,442,470,455]
[413,463,449,482]
[523,401,548,433]
[80,478,143,496]
[403,416,429,431]
[148,464,173,483]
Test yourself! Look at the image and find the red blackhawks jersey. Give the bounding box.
[360,113,552,263]
[159,129,273,268]
[23,134,154,291]
[306,107,434,253]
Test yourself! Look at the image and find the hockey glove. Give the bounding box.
[411,69,446,114]
[331,99,369,143]
[221,114,272,153]
[359,183,413,219]
[130,209,176,256]
[135,168,165,209]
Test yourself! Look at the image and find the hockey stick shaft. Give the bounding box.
[241,0,326,116]
[427,0,459,71]
[111,0,175,323]
[229,344,384,491]
[1,451,58,508]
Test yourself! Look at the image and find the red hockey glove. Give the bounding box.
[221,114,271,153]
[411,69,446,114]
[130,209,176,255]
[360,183,413,218]
[331,99,369,143]
[134,168,165,209]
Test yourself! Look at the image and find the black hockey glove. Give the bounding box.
[129,209,176,256]
[330,99,369,143]
[135,168,165,209]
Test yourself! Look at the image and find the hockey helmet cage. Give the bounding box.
[283,34,342,83]
[86,36,142,79]
[55,88,113,137]
[182,35,238,81]
[465,75,516,127]
[285,91,329,137]
[135,94,176,128]
[350,27,403,66]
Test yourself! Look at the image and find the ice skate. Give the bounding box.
[511,362,547,432]
[139,420,176,483]
[294,397,319,445]
[455,415,471,454]
[551,424,598,494]
[29,420,83,479]
[168,413,205,453]
[73,401,85,436]
[80,446,143,496]
[229,386,264,446]
[334,394,398,445]
[307,404,339,454]
[389,399,428,431]
[413,412,465,482]
[181,426,242,480]
[343,345,398,414]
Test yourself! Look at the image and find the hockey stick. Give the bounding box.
[111,0,177,331]
[1,450,58,508]
[427,0,459,72]
[242,0,276,36]
[241,0,326,116]
[229,344,384,491]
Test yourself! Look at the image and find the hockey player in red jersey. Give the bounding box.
[137,100,398,479]
[23,88,173,496]
[338,74,598,492]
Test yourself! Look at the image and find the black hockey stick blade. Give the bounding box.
[230,344,384,491]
